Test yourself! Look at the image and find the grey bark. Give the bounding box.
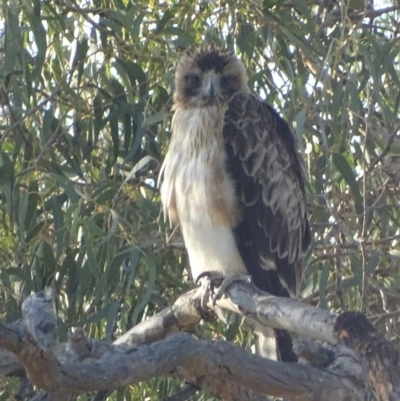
[0,282,397,401]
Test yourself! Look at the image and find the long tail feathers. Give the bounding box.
[253,322,297,362]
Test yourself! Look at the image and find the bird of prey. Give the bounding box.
[159,45,310,362]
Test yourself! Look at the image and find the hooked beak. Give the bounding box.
[208,81,215,97]
[204,75,217,98]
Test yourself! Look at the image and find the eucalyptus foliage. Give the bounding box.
[1,0,400,399]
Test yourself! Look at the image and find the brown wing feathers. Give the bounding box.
[223,93,310,297]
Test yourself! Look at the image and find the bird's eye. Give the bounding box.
[220,75,232,89]
[186,74,201,88]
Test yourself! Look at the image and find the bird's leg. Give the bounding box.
[196,272,252,308]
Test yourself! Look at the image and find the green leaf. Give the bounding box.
[92,94,103,148]
[162,27,193,48]
[119,155,157,191]
[99,209,119,245]
[237,23,255,59]
[109,110,119,164]
[0,156,15,221]
[131,253,156,326]
[105,301,119,341]
[125,103,145,162]
[332,153,363,214]
[70,38,89,71]
[24,180,40,230]
[51,196,64,260]
[25,221,46,243]
[73,302,119,328]
[3,8,20,77]
[154,9,174,34]
[18,191,29,242]
[55,176,80,204]
[318,264,330,310]
[144,112,169,126]
[26,0,47,80]
[42,240,56,277]
[42,107,54,143]
[295,108,306,149]
[92,181,120,205]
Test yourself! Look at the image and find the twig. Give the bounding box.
[370,310,400,325]
[366,122,400,176]
[360,88,373,313]
[0,86,62,145]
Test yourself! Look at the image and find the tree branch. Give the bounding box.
[1,323,368,401]
[115,286,209,347]
[214,279,337,343]
[1,284,399,400]
[335,312,400,401]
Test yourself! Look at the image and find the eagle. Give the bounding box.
[159,45,310,362]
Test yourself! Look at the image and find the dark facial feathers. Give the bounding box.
[183,44,235,72]
[173,45,249,109]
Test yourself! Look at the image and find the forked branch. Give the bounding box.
[0,282,398,401]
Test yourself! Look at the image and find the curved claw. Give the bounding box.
[195,271,225,310]
[195,272,252,309]
[195,271,224,288]
[195,271,211,286]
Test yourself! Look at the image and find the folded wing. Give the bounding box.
[223,92,310,296]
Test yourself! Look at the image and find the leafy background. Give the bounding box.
[1,0,400,399]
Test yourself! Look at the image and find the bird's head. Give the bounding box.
[173,45,249,109]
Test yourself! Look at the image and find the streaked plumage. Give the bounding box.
[159,45,310,361]
[224,93,310,297]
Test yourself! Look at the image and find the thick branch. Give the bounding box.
[1,323,368,401]
[0,291,61,392]
[119,279,337,347]
[115,287,208,347]
[335,312,400,401]
[3,286,400,401]
[214,279,337,343]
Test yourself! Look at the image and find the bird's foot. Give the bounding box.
[196,272,252,309]
[195,271,225,310]
[213,274,252,306]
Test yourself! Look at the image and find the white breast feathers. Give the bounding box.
[159,106,247,280]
